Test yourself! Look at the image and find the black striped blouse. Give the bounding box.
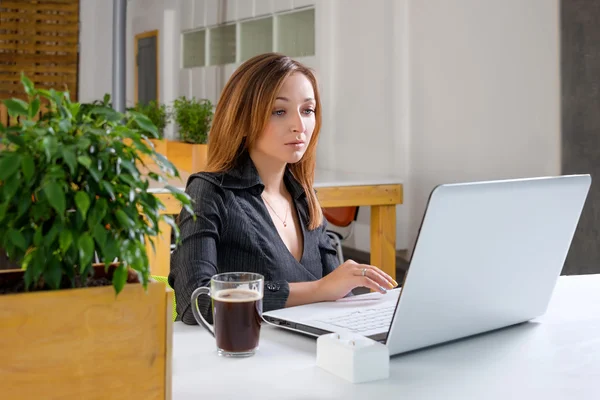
[168,152,340,324]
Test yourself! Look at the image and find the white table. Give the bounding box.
[172,274,600,400]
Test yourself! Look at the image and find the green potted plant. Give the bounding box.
[133,99,170,157]
[0,75,193,399]
[168,96,214,173]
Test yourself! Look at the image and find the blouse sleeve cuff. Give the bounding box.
[262,280,290,312]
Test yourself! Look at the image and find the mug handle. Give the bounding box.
[191,287,215,337]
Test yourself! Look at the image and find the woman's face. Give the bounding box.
[252,72,316,165]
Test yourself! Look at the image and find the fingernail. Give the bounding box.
[379,285,388,294]
[387,281,395,289]
[392,279,399,287]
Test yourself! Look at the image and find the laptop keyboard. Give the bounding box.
[315,305,396,334]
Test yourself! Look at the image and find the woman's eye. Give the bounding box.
[303,109,315,115]
[272,109,285,116]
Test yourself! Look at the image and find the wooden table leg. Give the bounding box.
[370,205,397,280]
[146,219,172,278]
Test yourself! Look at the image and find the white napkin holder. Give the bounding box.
[316,332,390,383]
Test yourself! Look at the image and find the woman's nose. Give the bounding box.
[290,111,305,133]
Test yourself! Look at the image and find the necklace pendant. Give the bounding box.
[283,222,287,227]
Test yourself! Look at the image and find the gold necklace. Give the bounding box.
[262,195,289,227]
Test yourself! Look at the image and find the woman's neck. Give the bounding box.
[248,150,287,196]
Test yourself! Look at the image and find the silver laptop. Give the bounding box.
[263,174,591,355]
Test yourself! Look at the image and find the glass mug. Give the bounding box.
[191,272,264,357]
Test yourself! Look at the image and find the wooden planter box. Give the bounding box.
[166,140,208,174]
[0,269,173,400]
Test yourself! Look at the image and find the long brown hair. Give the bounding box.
[206,53,323,230]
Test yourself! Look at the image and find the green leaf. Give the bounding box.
[44,182,66,216]
[165,184,188,197]
[43,167,64,183]
[95,198,108,221]
[48,89,63,107]
[92,223,108,248]
[17,195,32,218]
[112,264,128,294]
[0,202,8,222]
[59,230,73,253]
[42,137,58,161]
[23,266,34,289]
[32,248,46,281]
[63,259,75,284]
[10,228,27,251]
[130,111,158,138]
[118,174,138,188]
[115,209,134,229]
[33,228,43,247]
[88,166,102,182]
[43,259,63,290]
[77,137,92,150]
[101,181,115,201]
[77,155,92,169]
[74,191,91,218]
[153,152,177,176]
[3,98,28,117]
[30,98,41,118]
[43,223,61,247]
[87,198,108,229]
[21,154,35,181]
[78,234,95,272]
[148,172,163,182]
[70,101,81,116]
[22,248,43,289]
[37,88,52,99]
[0,153,22,180]
[172,191,192,207]
[3,173,20,200]
[102,234,119,266]
[119,159,140,178]
[90,106,122,122]
[21,120,36,129]
[5,133,26,147]
[79,262,93,281]
[21,73,35,96]
[62,148,77,175]
[58,118,72,133]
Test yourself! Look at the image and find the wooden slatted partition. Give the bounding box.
[0,0,80,102]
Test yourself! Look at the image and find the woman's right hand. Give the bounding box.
[316,260,399,302]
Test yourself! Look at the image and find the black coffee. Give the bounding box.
[212,289,263,353]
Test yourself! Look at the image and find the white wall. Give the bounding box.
[126,0,180,138]
[77,0,561,256]
[126,0,165,108]
[322,0,410,252]
[318,0,560,254]
[78,0,113,102]
[406,0,561,253]
[178,0,318,111]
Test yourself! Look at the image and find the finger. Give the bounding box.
[358,276,388,294]
[364,268,396,290]
[358,264,398,288]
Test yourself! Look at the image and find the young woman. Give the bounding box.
[169,53,398,324]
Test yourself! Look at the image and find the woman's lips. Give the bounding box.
[286,141,305,150]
